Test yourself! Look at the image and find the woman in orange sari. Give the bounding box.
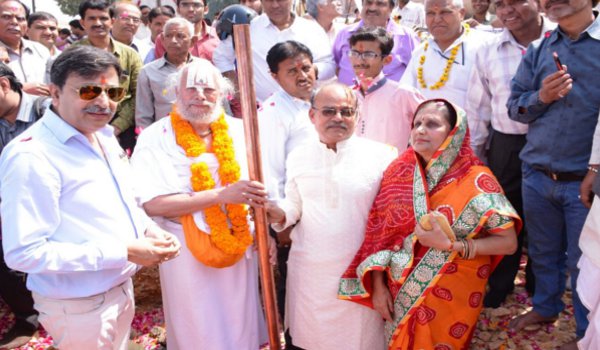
[339,99,521,350]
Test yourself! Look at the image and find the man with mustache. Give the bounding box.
[465,0,555,309]
[110,2,153,61]
[76,0,142,153]
[259,40,318,330]
[400,0,489,108]
[506,0,600,347]
[26,11,61,58]
[349,27,423,151]
[0,0,51,97]
[332,0,419,86]
[267,82,396,349]
[0,45,180,350]
[131,59,273,349]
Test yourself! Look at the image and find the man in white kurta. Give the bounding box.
[400,0,489,108]
[131,60,266,350]
[269,83,396,349]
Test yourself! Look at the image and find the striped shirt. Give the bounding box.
[465,18,556,158]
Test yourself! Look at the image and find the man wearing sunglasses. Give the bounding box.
[0,45,181,350]
[77,0,143,152]
[266,82,397,349]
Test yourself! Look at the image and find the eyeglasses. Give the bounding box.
[312,106,356,118]
[348,50,381,60]
[118,15,141,24]
[179,2,205,9]
[75,85,126,102]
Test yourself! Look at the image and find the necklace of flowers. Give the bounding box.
[417,23,470,90]
[170,106,253,256]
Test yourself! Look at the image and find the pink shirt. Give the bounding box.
[356,76,424,152]
[154,21,219,62]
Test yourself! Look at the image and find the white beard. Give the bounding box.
[177,99,222,124]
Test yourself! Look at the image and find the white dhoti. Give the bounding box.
[159,220,266,350]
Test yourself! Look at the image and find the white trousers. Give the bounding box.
[32,278,135,350]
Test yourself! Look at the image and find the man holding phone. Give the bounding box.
[506,0,600,347]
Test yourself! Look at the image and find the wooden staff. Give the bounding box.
[233,24,281,348]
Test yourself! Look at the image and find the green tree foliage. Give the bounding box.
[55,0,83,16]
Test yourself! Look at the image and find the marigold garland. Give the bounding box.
[417,23,470,90]
[170,106,253,256]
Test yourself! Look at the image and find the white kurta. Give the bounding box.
[274,136,397,350]
[130,116,267,350]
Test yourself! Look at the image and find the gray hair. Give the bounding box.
[164,17,194,37]
[306,0,329,19]
[425,0,464,8]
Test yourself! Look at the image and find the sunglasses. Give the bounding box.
[312,107,356,118]
[76,85,126,103]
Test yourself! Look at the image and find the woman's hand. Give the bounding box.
[217,180,268,207]
[414,216,452,251]
[372,271,394,322]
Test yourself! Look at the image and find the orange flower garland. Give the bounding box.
[171,107,253,256]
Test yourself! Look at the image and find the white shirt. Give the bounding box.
[400,28,490,108]
[465,19,556,158]
[0,109,149,299]
[391,1,426,29]
[258,90,317,202]
[213,13,335,102]
[1,38,50,84]
[273,136,396,349]
[135,23,151,41]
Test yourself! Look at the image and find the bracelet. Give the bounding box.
[466,239,476,260]
[458,239,467,258]
[588,166,599,173]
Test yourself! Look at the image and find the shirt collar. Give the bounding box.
[0,38,34,55]
[162,53,193,67]
[258,12,297,31]
[427,26,469,53]
[550,11,600,43]
[41,107,114,145]
[497,16,555,51]
[277,89,311,108]
[16,94,35,123]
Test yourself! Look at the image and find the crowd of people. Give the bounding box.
[0,0,599,349]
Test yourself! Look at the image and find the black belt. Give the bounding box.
[533,166,585,182]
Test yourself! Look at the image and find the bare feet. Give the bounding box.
[509,310,558,332]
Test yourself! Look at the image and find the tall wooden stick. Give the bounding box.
[233,24,281,349]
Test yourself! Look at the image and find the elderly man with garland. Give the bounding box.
[400,0,489,108]
[131,59,270,350]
